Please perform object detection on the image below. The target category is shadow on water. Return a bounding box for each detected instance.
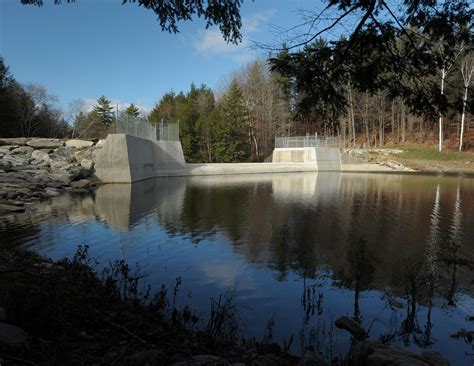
[1,172,474,364]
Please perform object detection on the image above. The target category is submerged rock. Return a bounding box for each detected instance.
[0,323,28,350]
[335,316,368,340]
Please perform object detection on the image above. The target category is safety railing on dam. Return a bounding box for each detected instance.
[116,113,179,141]
[275,135,340,148]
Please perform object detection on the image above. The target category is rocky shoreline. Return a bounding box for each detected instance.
[0,248,453,366]
[0,137,102,215]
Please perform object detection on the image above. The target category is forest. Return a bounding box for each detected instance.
[1,1,473,163]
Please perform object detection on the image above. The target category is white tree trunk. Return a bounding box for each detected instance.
[438,68,446,152]
[459,87,468,151]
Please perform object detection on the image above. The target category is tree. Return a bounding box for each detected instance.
[268,1,473,134]
[125,103,140,118]
[21,0,244,44]
[459,52,474,151]
[213,80,250,162]
[93,96,114,126]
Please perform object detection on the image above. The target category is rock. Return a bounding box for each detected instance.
[49,173,73,184]
[74,147,94,162]
[50,160,72,171]
[128,349,164,366]
[421,351,450,366]
[0,137,28,146]
[0,160,12,172]
[298,350,329,366]
[27,138,63,149]
[348,340,446,366]
[65,139,94,149]
[53,146,75,162]
[31,149,51,163]
[67,166,90,181]
[0,322,28,349]
[0,203,26,213]
[172,355,231,366]
[0,308,6,321]
[95,139,105,148]
[12,146,34,157]
[70,179,91,189]
[335,316,368,340]
[80,158,94,171]
[45,188,60,197]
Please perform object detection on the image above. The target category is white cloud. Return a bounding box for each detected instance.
[193,9,275,62]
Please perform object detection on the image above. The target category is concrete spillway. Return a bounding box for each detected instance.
[94,134,392,183]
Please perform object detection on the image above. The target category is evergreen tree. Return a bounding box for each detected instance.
[213,80,250,162]
[125,103,140,118]
[93,96,114,125]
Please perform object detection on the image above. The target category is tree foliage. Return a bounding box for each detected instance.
[0,57,70,138]
[93,96,115,126]
[20,0,244,44]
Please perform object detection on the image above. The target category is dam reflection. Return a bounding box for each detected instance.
[5,172,473,364]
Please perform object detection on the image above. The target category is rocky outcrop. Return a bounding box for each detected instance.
[0,138,102,214]
[335,317,450,366]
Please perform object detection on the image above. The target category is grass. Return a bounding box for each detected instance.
[378,145,474,162]
[400,147,474,162]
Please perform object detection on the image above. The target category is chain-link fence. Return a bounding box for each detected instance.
[275,135,340,148]
[116,113,179,141]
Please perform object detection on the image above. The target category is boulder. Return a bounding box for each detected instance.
[31,150,51,163]
[335,316,369,341]
[298,350,329,366]
[65,139,94,149]
[172,355,231,366]
[0,137,28,146]
[0,323,28,349]
[45,188,60,197]
[95,139,106,148]
[80,159,94,171]
[67,166,90,181]
[348,340,450,366]
[12,146,34,157]
[0,203,25,213]
[0,160,12,172]
[53,146,75,162]
[128,349,164,366]
[70,179,91,189]
[50,160,71,171]
[421,351,450,366]
[27,138,63,149]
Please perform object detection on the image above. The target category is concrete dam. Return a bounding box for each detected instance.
[94,133,391,183]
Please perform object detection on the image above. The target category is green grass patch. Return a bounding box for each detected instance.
[398,147,474,162]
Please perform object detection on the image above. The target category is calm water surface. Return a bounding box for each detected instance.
[1,172,473,364]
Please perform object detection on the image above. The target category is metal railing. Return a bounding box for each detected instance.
[275,135,340,148]
[116,113,179,141]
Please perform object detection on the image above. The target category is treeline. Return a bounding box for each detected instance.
[148,59,291,162]
[0,58,70,138]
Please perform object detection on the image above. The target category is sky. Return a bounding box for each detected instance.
[0,0,330,116]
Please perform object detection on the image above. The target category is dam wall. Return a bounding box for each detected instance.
[272,147,341,170]
[94,134,186,183]
[94,134,391,183]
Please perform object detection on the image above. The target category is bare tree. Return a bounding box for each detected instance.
[68,99,87,138]
[459,53,474,151]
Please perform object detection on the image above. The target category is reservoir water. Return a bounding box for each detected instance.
[1,172,473,364]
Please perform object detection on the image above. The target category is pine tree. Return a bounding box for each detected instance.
[125,103,140,118]
[93,96,114,125]
[214,80,250,162]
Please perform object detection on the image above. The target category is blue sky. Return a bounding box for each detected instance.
[0,0,332,115]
